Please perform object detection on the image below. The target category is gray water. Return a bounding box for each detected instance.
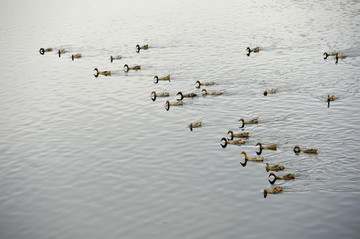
[1,0,360,238]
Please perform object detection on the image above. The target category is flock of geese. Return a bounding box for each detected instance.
[39,44,342,198]
[218,115,318,198]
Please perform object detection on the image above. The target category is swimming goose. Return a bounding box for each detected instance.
[124,64,141,72]
[39,48,53,55]
[239,118,259,128]
[195,80,215,88]
[293,146,317,154]
[58,49,65,57]
[221,137,245,148]
[264,88,276,96]
[110,55,122,62]
[151,91,169,101]
[151,91,169,97]
[263,186,283,198]
[239,151,263,166]
[240,151,263,161]
[247,47,260,56]
[94,68,111,77]
[227,130,249,140]
[335,53,347,64]
[189,121,202,131]
[177,92,198,100]
[247,47,260,53]
[323,51,338,59]
[327,94,336,102]
[256,142,277,155]
[201,89,223,95]
[165,100,183,111]
[268,172,295,184]
[71,53,81,60]
[266,163,285,172]
[154,75,170,83]
[136,44,148,52]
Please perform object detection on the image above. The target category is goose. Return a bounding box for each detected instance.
[247,47,260,53]
[110,55,122,62]
[39,48,53,55]
[221,137,245,148]
[151,91,169,97]
[195,80,215,88]
[247,47,260,56]
[327,94,336,102]
[165,100,183,111]
[268,172,295,184]
[335,53,347,64]
[238,118,259,128]
[189,121,202,131]
[240,151,264,161]
[71,53,81,60]
[323,51,338,59]
[239,151,263,166]
[177,92,197,100]
[154,75,170,83]
[124,64,141,72]
[266,163,285,172]
[136,44,148,52]
[227,130,249,140]
[58,49,65,57]
[263,186,283,198]
[94,68,111,77]
[293,146,317,154]
[256,142,277,154]
[201,89,223,95]
[264,88,276,96]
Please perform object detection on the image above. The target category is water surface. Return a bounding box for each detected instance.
[0,0,360,238]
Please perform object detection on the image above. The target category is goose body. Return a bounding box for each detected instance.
[177,92,197,100]
[227,130,249,140]
[94,68,111,77]
[110,55,122,62]
[154,75,170,83]
[39,48,53,55]
[264,186,283,198]
[264,88,276,96]
[239,118,259,128]
[124,64,141,72]
[201,89,223,95]
[71,53,81,60]
[221,137,245,148]
[189,121,202,131]
[293,146,317,154]
[268,172,295,184]
[165,100,183,111]
[266,163,285,172]
[136,44,148,52]
[151,91,169,97]
[195,80,215,88]
[323,51,338,59]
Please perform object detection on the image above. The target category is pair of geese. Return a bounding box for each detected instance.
[323,51,347,63]
[39,48,81,60]
[94,64,141,76]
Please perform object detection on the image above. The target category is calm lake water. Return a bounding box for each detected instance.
[1,0,360,238]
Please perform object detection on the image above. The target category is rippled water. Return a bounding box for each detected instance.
[1,0,360,238]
